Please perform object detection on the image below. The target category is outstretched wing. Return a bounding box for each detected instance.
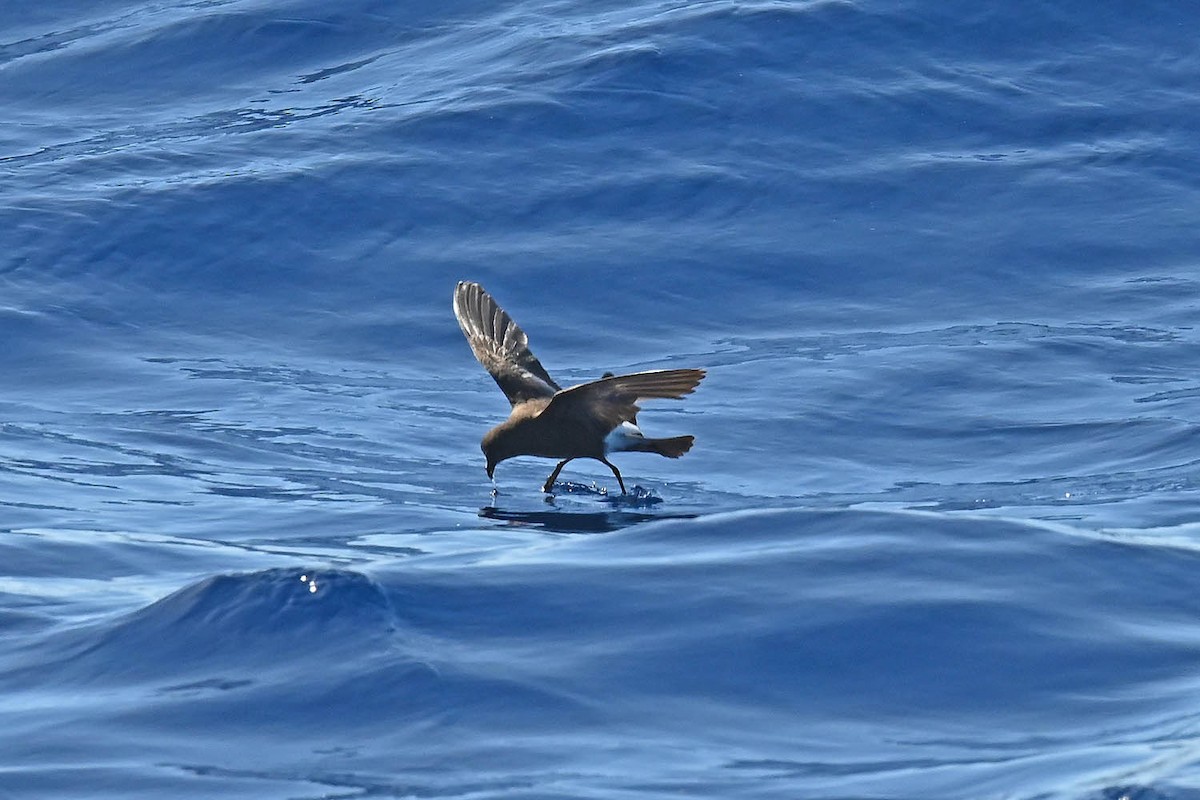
[540,368,705,432]
[453,281,560,405]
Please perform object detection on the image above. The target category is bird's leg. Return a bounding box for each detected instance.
[542,459,573,493]
[601,458,627,495]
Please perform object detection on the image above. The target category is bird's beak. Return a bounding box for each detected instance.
[486,462,495,479]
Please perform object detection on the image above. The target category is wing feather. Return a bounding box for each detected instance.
[541,368,705,431]
[454,281,560,405]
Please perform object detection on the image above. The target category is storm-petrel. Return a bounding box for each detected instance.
[454,281,704,493]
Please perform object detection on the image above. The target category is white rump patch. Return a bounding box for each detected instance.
[604,421,645,454]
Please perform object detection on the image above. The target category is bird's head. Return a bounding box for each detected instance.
[481,425,512,479]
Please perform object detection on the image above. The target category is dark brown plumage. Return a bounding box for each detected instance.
[454,281,705,493]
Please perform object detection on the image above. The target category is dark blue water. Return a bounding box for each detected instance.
[4,1,1200,797]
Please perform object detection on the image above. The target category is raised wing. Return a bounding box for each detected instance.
[454,281,560,405]
[540,368,705,431]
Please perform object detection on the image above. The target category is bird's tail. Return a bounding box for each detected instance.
[633,435,694,459]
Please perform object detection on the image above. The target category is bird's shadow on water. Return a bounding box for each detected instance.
[479,481,697,534]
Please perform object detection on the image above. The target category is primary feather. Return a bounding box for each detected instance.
[453,281,560,405]
[541,368,706,431]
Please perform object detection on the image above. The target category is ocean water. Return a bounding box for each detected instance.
[3,0,1200,797]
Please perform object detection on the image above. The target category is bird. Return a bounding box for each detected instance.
[453,281,705,494]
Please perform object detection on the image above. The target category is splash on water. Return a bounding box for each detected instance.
[550,481,663,507]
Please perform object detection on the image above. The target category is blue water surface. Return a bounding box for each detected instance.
[3,1,1200,797]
